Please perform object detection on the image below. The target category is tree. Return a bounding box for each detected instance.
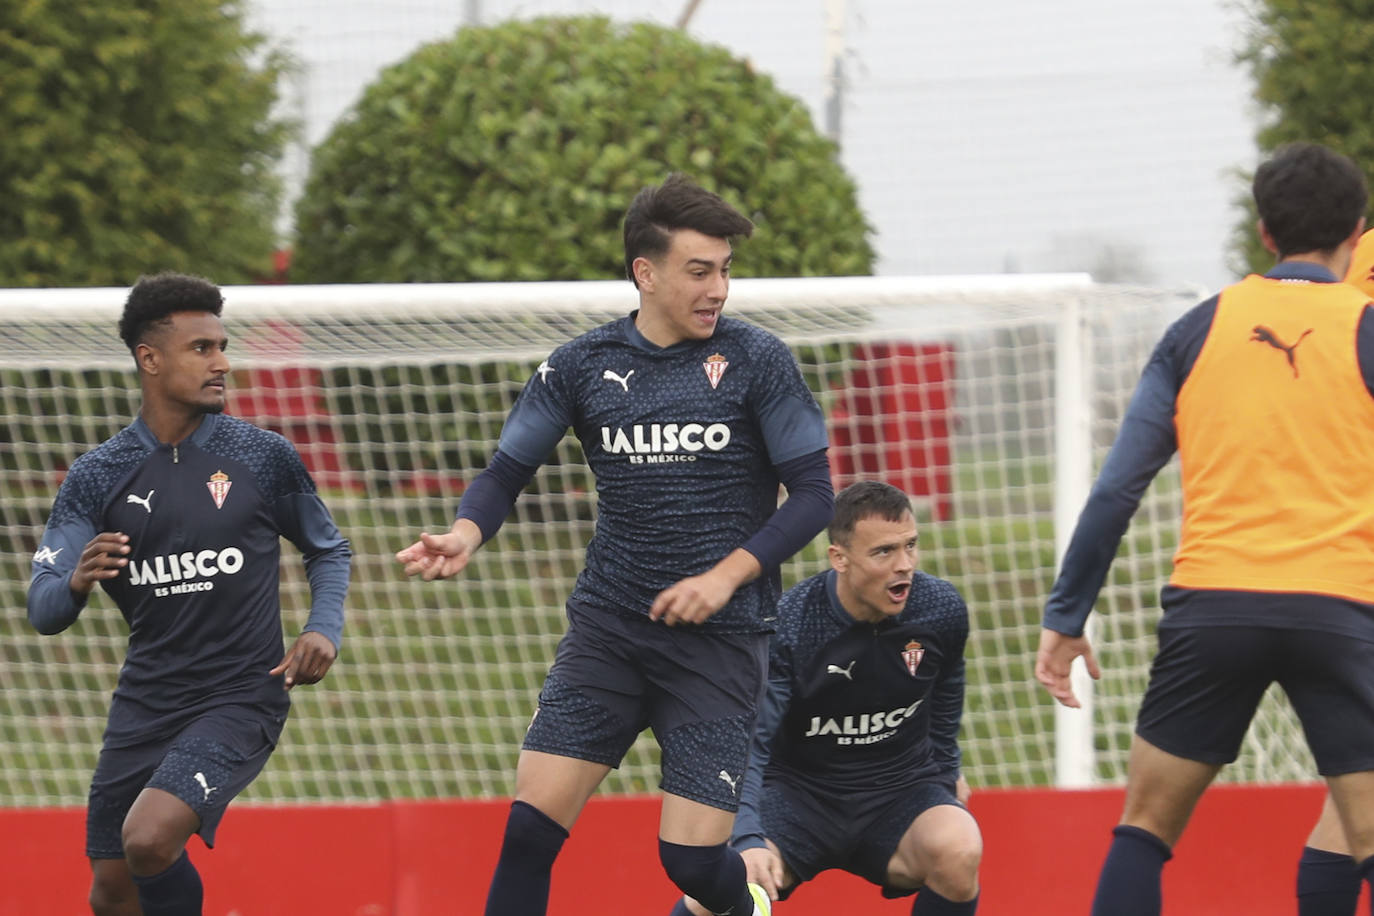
[0,0,290,287]
[292,16,874,282]
[1231,0,1374,274]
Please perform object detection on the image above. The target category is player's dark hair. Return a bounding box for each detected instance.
[118,272,224,354]
[1253,143,1367,259]
[623,173,754,287]
[829,481,913,545]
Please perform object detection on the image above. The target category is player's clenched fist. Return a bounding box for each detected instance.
[70,532,130,595]
[396,519,482,581]
[271,631,338,689]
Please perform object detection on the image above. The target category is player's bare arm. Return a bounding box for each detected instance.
[1034,628,1100,709]
[396,517,483,581]
[649,547,762,626]
[270,631,338,690]
[70,532,130,594]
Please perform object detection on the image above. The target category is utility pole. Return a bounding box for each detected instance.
[464,0,481,25]
[823,0,845,147]
[676,0,704,29]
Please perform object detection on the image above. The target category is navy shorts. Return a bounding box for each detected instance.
[1137,621,1374,775]
[86,706,285,859]
[523,606,768,811]
[755,776,962,898]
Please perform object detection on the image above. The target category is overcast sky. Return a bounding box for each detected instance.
[251,0,1259,290]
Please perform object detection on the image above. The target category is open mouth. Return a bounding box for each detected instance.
[886,581,911,602]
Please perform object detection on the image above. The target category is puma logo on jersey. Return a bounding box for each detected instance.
[602,368,634,392]
[536,360,555,383]
[126,490,155,513]
[827,661,856,680]
[194,772,219,802]
[33,546,63,565]
[718,770,739,795]
[1250,325,1312,378]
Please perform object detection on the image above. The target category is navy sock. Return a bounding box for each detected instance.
[1298,847,1359,916]
[482,800,569,916]
[659,839,752,915]
[1090,825,1172,916]
[911,886,978,914]
[131,850,202,916]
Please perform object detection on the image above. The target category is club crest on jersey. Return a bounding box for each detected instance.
[902,640,925,677]
[703,353,729,389]
[207,469,232,509]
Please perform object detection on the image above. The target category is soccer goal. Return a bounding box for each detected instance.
[0,275,1315,805]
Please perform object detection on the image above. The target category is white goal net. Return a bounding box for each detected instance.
[0,275,1315,805]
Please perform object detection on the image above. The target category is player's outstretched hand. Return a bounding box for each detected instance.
[1034,627,1101,708]
[271,631,337,690]
[649,569,736,626]
[70,532,130,595]
[396,521,481,581]
[741,845,786,902]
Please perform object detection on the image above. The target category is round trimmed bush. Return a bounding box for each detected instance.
[292,16,874,282]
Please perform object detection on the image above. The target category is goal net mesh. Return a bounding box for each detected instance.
[0,276,1315,805]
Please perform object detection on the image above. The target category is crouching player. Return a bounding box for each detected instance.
[672,481,981,915]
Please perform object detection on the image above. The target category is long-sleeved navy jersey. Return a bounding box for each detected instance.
[27,413,351,749]
[733,568,969,850]
[492,313,830,632]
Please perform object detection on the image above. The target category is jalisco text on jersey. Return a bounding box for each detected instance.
[803,699,924,738]
[126,547,246,587]
[599,422,731,455]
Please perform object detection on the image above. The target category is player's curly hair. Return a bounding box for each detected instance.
[829,481,914,545]
[1253,143,1367,259]
[623,173,754,287]
[117,272,224,353]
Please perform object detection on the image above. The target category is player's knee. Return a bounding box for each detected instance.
[923,835,982,901]
[120,820,182,877]
[659,839,744,910]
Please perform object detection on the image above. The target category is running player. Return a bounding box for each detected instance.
[28,272,351,916]
[1035,142,1374,916]
[397,174,834,916]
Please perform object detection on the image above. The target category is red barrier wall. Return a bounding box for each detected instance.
[1,784,1355,915]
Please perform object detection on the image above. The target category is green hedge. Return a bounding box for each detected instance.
[0,0,289,286]
[292,15,874,282]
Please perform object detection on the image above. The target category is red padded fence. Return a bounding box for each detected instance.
[0,784,1348,915]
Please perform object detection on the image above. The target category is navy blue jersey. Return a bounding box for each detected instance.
[734,569,968,849]
[28,413,351,748]
[498,313,829,632]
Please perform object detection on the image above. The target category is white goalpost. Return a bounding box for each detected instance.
[0,275,1316,805]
